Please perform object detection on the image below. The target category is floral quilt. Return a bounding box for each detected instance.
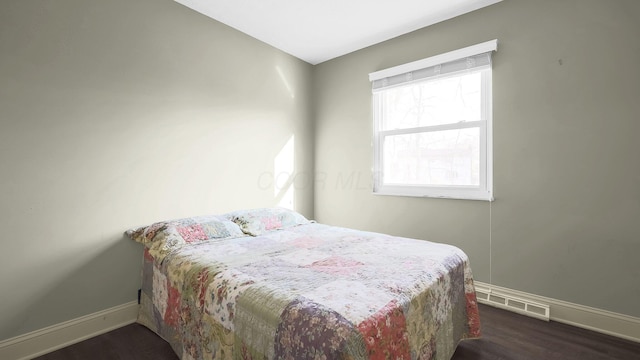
[137,223,480,360]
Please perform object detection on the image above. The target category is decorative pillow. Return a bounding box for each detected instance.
[223,207,311,236]
[126,215,245,246]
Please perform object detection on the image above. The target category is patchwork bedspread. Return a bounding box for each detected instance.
[138,223,480,360]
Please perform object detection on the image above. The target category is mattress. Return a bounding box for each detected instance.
[135,221,480,360]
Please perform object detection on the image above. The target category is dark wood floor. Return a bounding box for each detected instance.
[34,304,640,360]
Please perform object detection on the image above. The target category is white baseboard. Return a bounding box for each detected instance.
[475,281,640,343]
[0,301,139,360]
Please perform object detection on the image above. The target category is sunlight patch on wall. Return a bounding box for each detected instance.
[274,135,295,209]
[276,66,295,99]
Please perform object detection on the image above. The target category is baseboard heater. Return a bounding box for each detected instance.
[475,284,550,321]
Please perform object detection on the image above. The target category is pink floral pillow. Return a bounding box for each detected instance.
[126,215,245,247]
[224,208,311,236]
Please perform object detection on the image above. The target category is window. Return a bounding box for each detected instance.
[369,40,497,201]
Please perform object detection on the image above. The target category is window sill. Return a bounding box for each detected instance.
[372,190,494,202]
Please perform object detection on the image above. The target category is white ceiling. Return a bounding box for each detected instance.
[174,0,503,65]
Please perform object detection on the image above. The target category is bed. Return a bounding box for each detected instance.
[126,208,480,360]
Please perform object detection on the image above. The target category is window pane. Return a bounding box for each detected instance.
[382,128,480,186]
[381,71,482,131]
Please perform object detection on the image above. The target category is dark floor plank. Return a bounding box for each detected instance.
[453,305,640,360]
[35,304,640,360]
[34,324,178,360]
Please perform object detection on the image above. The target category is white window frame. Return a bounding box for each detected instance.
[369,40,497,201]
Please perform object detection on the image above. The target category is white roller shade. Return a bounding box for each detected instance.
[369,39,497,92]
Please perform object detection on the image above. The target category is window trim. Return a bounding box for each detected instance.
[370,41,497,201]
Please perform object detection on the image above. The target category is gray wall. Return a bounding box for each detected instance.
[0,0,313,340]
[314,0,640,317]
